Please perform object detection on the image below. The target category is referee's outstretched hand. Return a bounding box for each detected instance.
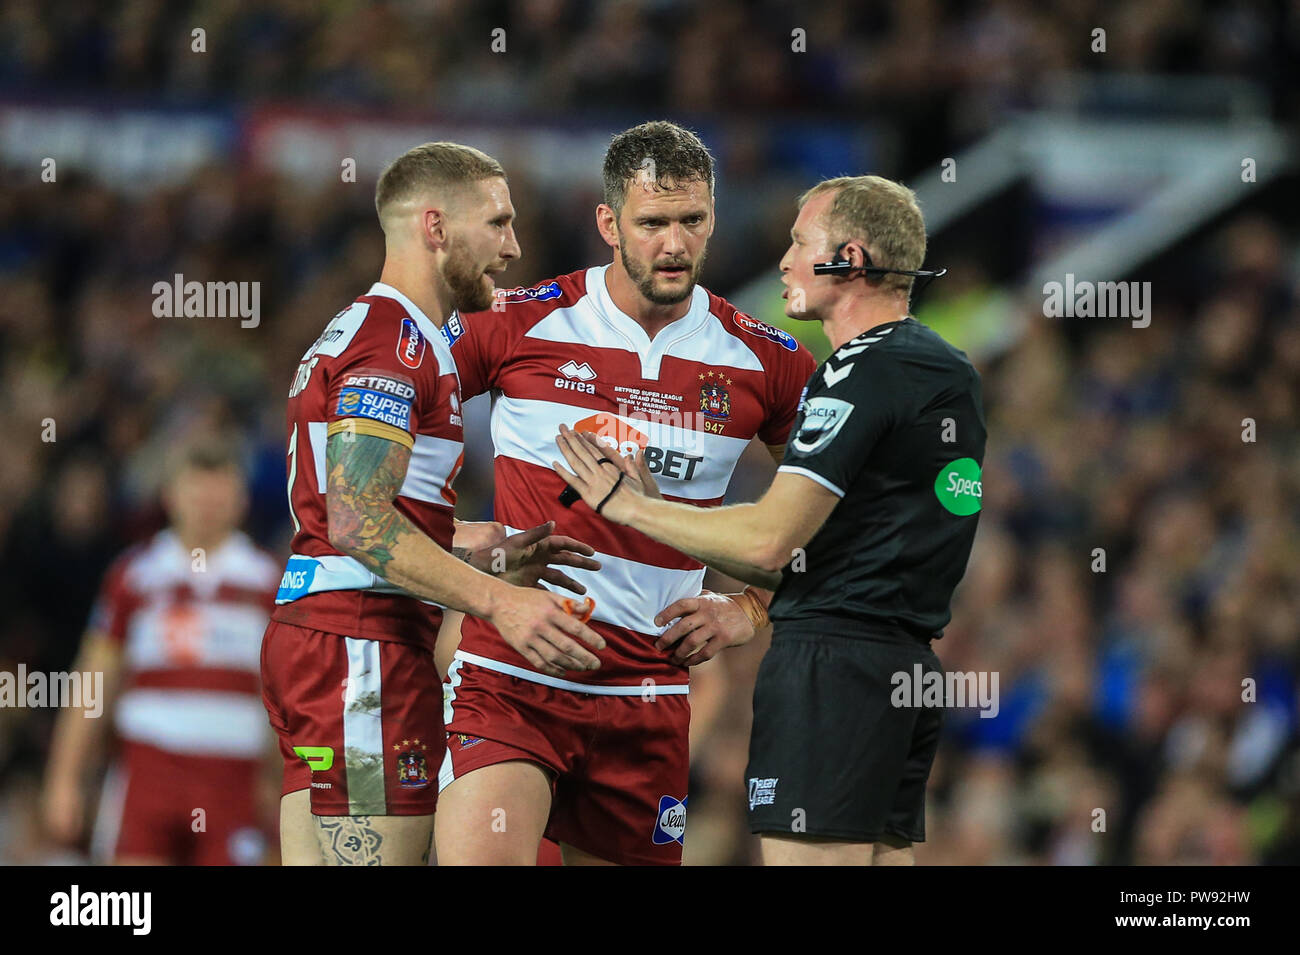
[617,446,663,501]
[552,424,646,524]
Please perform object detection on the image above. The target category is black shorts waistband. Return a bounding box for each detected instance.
[770,617,935,649]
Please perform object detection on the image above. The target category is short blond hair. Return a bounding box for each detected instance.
[374,142,506,221]
[799,175,926,296]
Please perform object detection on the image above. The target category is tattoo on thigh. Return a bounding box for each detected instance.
[315,815,385,866]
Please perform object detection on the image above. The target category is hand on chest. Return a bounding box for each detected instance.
[503,348,762,499]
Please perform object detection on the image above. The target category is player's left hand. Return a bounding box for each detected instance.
[653,591,758,666]
[552,424,645,524]
[469,520,601,595]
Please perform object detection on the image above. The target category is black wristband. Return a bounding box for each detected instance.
[595,472,626,515]
[559,461,618,507]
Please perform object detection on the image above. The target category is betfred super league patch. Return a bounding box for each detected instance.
[335,372,416,431]
[441,311,464,348]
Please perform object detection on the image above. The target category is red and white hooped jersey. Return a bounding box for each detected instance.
[271,282,465,652]
[88,530,278,758]
[451,266,816,691]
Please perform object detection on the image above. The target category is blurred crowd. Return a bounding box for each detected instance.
[1,0,1298,866]
[3,0,1297,131]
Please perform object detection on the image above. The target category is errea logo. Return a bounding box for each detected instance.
[556,360,597,394]
[559,360,596,381]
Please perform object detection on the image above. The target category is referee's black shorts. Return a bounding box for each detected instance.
[746,626,943,844]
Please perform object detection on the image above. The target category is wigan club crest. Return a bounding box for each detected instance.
[698,370,733,422]
[394,739,430,789]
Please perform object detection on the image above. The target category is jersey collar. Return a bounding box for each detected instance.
[366,282,439,336]
[852,317,910,339]
[366,281,459,382]
[586,264,711,380]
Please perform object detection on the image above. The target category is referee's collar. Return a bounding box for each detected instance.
[844,318,908,346]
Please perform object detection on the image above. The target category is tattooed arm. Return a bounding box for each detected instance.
[324,431,606,676]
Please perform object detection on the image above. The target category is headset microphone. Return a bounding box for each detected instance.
[812,242,947,293]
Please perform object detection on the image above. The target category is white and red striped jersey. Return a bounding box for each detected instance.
[452,266,816,691]
[272,283,465,651]
[89,529,278,758]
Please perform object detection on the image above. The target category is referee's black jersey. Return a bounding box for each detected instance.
[769,317,985,641]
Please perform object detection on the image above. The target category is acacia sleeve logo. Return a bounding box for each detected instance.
[791,397,853,454]
[934,457,982,515]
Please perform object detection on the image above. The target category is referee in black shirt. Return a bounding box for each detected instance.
[552,175,985,865]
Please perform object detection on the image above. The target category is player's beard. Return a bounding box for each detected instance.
[441,236,496,313]
[620,241,706,306]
